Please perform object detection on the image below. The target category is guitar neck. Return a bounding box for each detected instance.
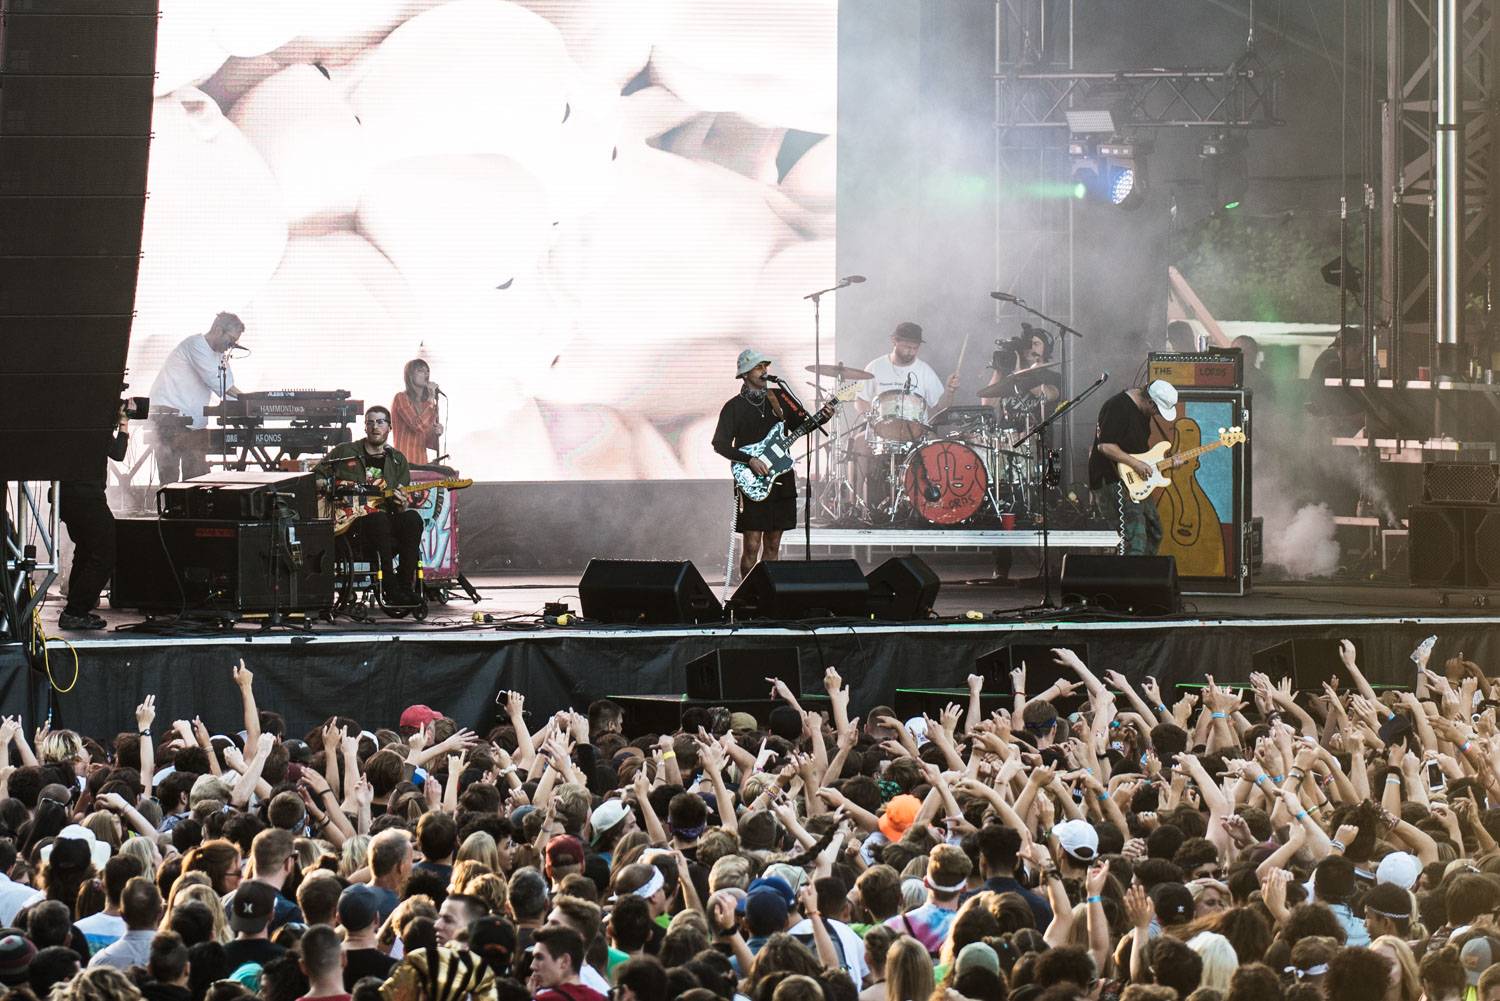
[1170,439,1228,464]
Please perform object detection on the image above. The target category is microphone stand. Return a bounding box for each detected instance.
[1005,371,1110,612]
[998,295,1083,486]
[802,279,853,560]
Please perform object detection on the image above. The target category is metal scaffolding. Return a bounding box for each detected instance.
[1381,0,1500,378]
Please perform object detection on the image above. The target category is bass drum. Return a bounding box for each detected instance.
[903,441,990,525]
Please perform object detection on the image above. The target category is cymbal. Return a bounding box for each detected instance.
[974,362,1060,398]
[805,362,874,380]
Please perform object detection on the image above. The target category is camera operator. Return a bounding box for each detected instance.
[56,402,133,631]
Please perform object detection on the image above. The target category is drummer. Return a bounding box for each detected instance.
[983,322,1061,420]
[854,321,959,421]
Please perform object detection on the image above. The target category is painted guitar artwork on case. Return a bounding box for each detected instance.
[731,383,860,501]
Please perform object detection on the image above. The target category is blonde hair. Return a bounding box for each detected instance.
[340,835,371,878]
[886,936,937,1001]
[1372,934,1421,1001]
[449,859,494,896]
[81,812,123,851]
[39,729,84,767]
[164,880,232,943]
[457,831,501,872]
[48,966,141,1001]
[466,873,508,916]
[1188,931,1238,991]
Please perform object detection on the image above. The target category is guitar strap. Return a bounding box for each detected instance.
[722,484,741,602]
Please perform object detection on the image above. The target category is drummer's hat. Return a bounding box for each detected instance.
[736,348,773,378]
[892,322,924,343]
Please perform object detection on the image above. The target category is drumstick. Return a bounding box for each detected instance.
[951,331,972,387]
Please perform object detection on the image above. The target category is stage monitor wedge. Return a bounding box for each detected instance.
[866,555,940,619]
[686,647,799,700]
[728,559,869,620]
[1060,554,1180,615]
[579,559,722,625]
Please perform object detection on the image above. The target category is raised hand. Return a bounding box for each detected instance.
[504,691,525,719]
[1011,661,1027,695]
[1338,639,1358,669]
[1086,860,1111,896]
[1124,883,1154,929]
[823,666,843,693]
[967,673,984,694]
[135,696,156,733]
[1140,676,1162,705]
[232,659,253,689]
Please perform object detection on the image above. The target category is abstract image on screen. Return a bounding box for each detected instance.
[126,0,836,481]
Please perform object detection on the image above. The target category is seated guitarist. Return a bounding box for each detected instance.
[1087,379,1178,556]
[712,348,832,580]
[317,405,425,604]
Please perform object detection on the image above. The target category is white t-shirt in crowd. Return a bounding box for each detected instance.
[148,333,235,428]
[860,355,945,411]
[789,916,869,985]
[0,876,42,926]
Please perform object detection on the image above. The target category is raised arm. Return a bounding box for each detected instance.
[233,660,261,748]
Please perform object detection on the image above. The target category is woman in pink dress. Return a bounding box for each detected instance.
[391,358,441,463]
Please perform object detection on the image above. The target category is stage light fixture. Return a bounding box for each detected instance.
[1071,138,1149,210]
[1200,133,1248,215]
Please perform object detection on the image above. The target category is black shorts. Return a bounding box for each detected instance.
[736,489,797,533]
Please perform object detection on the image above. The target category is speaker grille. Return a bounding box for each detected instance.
[1473,510,1500,587]
[1408,506,1465,585]
[1423,463,1500,505]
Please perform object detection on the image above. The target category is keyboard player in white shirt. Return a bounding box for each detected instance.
[147,312,246,483]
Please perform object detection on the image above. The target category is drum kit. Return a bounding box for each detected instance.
[805,360,1062,527]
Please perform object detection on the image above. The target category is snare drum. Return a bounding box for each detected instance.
[902,441,990,525]
[870,390,929,442]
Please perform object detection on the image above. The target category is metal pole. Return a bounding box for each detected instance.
[1433,0,1463,372]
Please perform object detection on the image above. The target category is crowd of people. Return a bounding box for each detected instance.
[0,642,1498,1001]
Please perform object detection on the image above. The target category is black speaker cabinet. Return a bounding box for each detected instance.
[578,559,722,624]
[1251,637,1366,692]
[866,556,941,619]
[112,517,335,614]
[1060,555,1180,615]
[1408,505,1500,587]
[1423,463,1500,506]
[686,647,799,700]
[974,643,1091,699]
[728,559,869,620]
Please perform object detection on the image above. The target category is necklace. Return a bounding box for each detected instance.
[742,385,768,415]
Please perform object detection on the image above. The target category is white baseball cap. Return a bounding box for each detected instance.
[1052,818,1099,862]
[1376,851,1422,889]
[1147,379,1178,421]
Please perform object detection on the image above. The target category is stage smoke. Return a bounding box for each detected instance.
[1264,501,1340,579]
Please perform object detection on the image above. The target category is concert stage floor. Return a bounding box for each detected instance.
[3,560,1495,740]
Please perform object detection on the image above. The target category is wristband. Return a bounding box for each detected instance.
[1461,740,1473,753]
[1329,838,1345,851]
[1385,776,1403,785]
[1272,775,1284,783]
[1157,705,1168,715]
[1087,895,1104,903]
[1211,712,1227,720]
[1287,770,1304,781]
[1295,810,1308,820]
[138,729,151,738]
[1097,792,1110,802]
[661,751,677,760]
[1254,774,1268,785]
[1109,720,1122,730]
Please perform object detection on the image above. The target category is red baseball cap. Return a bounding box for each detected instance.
[399,704,443,731]
[546,835,585,869]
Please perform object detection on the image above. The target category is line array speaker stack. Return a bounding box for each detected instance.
[1410,463,1500,587]
[0,0,159,480]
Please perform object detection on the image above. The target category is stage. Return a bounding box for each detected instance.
[2,557,1494,740]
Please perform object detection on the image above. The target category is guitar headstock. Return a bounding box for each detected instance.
[832,381,860,403]
[1216,426,1247,447]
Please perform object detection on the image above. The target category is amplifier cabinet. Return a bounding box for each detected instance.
[112,517,335,614]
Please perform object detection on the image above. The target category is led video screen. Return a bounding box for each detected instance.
[126,0,836,480]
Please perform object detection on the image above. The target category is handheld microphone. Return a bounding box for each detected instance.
[990,292,1018,303]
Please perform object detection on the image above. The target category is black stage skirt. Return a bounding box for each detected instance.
[736,486,797,533]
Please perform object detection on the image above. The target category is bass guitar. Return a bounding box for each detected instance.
[1116,426,1246,502]
[332,477,473,535]
[732,383,859,501]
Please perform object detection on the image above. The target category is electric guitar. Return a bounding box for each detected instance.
[332,477,473,535]
[1116,426,1246,502]
[732,383,860,501]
